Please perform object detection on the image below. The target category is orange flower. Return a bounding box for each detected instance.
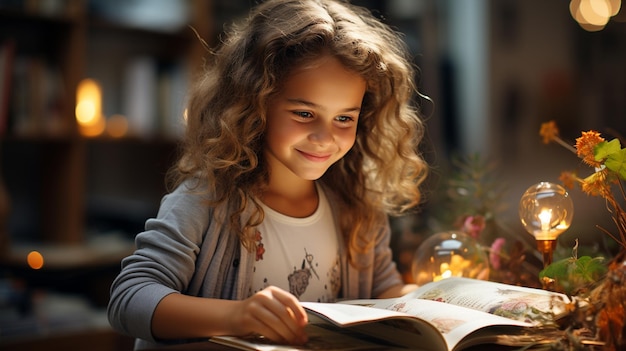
[575,131,605,167]
[581,169,611,198]
[558,171,578,190]
[539,121,559,144]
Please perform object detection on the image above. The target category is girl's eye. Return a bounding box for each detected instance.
[293,111,313,119]
[336,115,355,123]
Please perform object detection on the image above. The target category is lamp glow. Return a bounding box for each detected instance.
[412,231,489,285]
[519,182,574,267]
[538,209,552,234]
[76,78,105,137]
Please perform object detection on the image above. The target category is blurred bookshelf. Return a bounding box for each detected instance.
[0,0,215,349]
[0,0,213,243]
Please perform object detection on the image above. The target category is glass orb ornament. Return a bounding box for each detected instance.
[412,231,489,286]
[519,182,574,267]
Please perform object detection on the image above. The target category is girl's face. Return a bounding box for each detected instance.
[265,55,366,182]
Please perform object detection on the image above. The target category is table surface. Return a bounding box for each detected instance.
[145,339,521,350]
[145,340,234,350]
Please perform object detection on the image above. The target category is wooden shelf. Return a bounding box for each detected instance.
[0,0,212,246]
[0,2,239,349]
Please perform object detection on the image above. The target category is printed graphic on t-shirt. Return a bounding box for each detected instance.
[249,185,340,302]
[251,231,340,302]
[289,256,313,298]
[254,230,265,261]
[327,254,341,298]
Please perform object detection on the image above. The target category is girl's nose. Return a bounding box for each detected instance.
[308,122,333,145]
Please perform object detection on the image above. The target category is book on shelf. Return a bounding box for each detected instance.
[9,55,67,137]
[211,277,578,351]
[0,40,15,136]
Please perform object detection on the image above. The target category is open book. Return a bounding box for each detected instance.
[211,277,576,351]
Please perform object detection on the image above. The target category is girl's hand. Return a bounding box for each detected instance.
[230,285,309,345]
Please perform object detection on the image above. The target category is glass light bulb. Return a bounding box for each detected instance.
[519,182,574,240]
[411,231,489,285]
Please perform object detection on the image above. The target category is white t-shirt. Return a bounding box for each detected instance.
[249,184,341,302]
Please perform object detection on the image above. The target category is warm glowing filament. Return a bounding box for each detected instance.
[538,209,552,232]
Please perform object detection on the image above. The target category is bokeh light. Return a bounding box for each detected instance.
[570,0,622,31]
[76,78,106,137]
[27,250,44,270]
[107,114,129,138]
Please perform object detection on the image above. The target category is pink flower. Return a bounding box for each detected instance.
[463,215,486,239]
[489,238,506,270]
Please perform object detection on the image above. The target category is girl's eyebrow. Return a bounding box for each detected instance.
[286,98,362,113]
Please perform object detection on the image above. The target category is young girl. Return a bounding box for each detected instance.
[108,0,428,349]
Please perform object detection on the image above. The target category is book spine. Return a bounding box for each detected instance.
[0,40,15,136]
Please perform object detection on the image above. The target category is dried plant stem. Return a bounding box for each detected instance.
[598,182,626,250]
[554,137,577,154]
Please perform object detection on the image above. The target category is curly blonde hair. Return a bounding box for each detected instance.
[169,0,428,266]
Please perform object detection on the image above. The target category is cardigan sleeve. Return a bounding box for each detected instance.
[107,180,212,343]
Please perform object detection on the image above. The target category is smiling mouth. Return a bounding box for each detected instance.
[298,150,332,162]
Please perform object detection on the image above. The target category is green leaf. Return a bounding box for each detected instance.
[540,257,570,280]
[604,147,626,180]
[595,139,622,160]
[539,255,606,295]
[571,255,606,281]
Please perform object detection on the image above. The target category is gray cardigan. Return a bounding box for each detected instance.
[107,179,403,349]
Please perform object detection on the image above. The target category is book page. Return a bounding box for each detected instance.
[402,277,571,324]
[211,322,407,350]
[211,314,439,351]
[301,302,448,350]
[212,298,544,351]
[339,297,532,351]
